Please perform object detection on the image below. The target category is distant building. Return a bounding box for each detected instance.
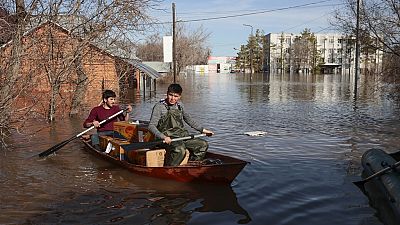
[185,56,236,74]
[207,56,236,73]
[265,33,383,74]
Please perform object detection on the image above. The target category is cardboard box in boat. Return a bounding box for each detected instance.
[113,121,139,142]
[125,148,166,167]
[126,149,190,167]
[99,135,190,166]
[99,135,130,159]
[100,135,164,165]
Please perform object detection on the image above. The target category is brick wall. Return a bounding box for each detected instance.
[1,22,124,119]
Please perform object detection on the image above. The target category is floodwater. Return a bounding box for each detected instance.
[1,72,400,225]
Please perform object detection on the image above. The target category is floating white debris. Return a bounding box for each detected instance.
[243,131,268,136]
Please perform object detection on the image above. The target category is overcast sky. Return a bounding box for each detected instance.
[146,0,344,56]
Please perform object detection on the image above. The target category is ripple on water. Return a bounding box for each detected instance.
[2,73,399,225]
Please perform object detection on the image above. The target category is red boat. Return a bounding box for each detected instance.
[81,140,248,184]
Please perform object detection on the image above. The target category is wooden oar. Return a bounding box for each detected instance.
[38,109,126,157]
[121,133,211,151]
[353,160,400,193]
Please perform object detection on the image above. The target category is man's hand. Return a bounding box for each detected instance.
[202,128,214,136]
[92,120,100,128]
[126,105,133,113]
[163,136,172,144]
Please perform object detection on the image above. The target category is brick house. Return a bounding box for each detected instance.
[1,21,158,119]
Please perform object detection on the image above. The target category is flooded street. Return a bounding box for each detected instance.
[1,72,400,225]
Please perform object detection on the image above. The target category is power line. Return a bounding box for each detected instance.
[182,1,336,23]
[282,10,336,32]
[315,25,335,33]
[141,0,337,25]
[175,2,340,16]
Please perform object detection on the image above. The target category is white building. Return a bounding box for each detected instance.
[185,56,236,74]
[207,56,236,73]
[265,33,383,74]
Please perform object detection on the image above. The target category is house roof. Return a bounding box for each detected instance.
[127,59,162,79]
[142,61,171,73]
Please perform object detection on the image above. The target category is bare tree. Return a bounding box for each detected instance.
[0,7,16,45]
[333,0,400,77]
[136,33,164,61]
[136,23,211,75]
[175,24,211,74]
[0,0,158,147]
[0,1,28,147]
[7,0,155,115]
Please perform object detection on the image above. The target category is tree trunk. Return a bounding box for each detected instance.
[70,53,88,116]
[48,83,60,122]
[0,0,26,143]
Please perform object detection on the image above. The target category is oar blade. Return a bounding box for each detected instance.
[38,136,76,157]
[353,180,367,194]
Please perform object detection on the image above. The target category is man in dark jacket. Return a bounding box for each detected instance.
[148,84,214,166]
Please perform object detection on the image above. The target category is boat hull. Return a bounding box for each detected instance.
[361,148,400,224]
[82,140,248,184]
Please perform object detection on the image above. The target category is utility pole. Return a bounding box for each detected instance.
[280,33,284,74]
[241,45,246,73]
[243,24,253,75]
[313,38,317,74]
[172,3,176,83]
[349,46,352,76]
[354,0,361,97]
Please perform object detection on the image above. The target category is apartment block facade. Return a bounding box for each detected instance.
[265,33,383,75]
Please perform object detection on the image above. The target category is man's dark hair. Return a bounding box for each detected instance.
[167,83,183,95]
[102,89,116,100]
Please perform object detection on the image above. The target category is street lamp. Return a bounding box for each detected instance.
[243,24,253,74]
[243,24,253,36]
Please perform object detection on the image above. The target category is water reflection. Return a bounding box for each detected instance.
[228,72,383,105]
[27,169,251,225]
[2,72,400,225]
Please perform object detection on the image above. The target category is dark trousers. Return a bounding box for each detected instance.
[163,138,208,166]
